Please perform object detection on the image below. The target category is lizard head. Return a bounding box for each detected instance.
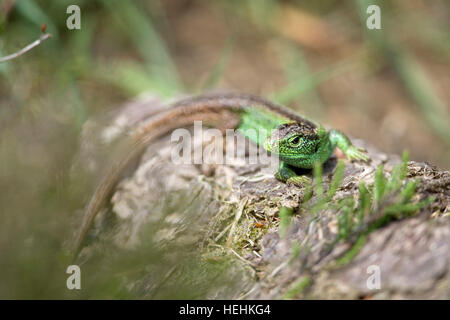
[265,122,326,166]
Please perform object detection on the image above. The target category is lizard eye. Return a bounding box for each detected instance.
[289,136,301,147]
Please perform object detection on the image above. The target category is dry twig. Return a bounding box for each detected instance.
[0,33,51,63]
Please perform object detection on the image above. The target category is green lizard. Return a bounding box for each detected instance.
[72,93,368,259]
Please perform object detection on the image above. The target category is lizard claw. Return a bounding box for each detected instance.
[346,146,370,162]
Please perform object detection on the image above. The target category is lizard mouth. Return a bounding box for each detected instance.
[279,153,310,161]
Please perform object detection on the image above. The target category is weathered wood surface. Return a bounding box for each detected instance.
[76,94,449,299]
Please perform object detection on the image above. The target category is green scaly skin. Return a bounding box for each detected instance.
[237,107,369,185]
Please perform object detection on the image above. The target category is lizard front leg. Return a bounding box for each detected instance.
[275,161,311,186]
[328,129,369,162]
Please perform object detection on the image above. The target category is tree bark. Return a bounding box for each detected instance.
[76,94,449,299]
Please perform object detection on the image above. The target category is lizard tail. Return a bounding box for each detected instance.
[71,104,240,261]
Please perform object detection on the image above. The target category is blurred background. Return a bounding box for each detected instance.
[0,0,448,298]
